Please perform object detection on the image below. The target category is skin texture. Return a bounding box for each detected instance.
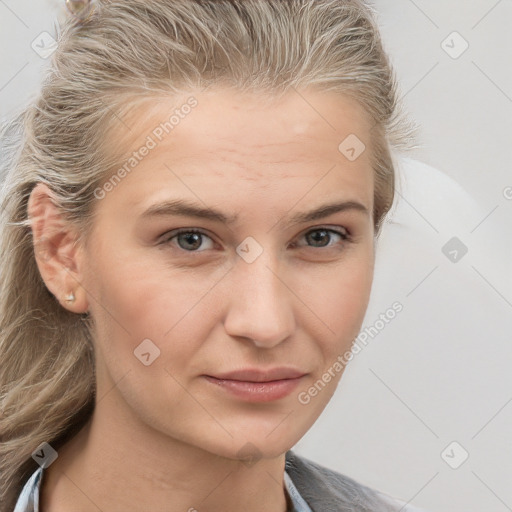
[28,87,376,512]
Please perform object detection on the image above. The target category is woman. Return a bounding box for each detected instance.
[0,0,425,510]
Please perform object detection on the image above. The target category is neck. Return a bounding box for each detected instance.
[40,398,291,512]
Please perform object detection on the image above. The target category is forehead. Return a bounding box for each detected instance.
[101,87,375,213]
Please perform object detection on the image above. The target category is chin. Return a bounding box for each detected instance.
[186,426,300,464]
[226,424,309,462]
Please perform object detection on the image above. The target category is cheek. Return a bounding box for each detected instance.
[87,250,222,372]
[303,250,374,359]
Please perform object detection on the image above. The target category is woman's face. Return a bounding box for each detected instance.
[79,87,376,460]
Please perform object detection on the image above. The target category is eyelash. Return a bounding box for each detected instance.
[158,226,351,253]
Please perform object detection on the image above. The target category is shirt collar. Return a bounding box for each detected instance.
[13,466,42,512]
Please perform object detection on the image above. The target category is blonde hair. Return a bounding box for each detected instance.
[0,1,413,509]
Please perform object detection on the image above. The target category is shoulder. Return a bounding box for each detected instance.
[285,450,430,512]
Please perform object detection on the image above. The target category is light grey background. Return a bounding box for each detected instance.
[1,2,511,511]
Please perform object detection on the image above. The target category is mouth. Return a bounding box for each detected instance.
[202,367,308,402]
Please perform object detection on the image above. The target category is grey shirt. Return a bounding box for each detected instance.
[14,450,429,511]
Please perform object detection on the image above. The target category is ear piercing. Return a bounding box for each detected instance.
[64,291,76,303]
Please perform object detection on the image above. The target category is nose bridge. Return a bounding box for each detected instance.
[223,240,295,347]
[238,244,283,302]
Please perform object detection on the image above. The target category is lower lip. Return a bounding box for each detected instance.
[203,376,304,402]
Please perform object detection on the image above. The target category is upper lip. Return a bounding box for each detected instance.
[206,367,307,382]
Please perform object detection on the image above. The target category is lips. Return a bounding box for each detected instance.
[202,367,308,402]
[207,367,307,383]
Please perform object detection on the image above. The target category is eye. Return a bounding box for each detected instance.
[293,227,351,250]
[159,229,215,252]
[158,226,351,253]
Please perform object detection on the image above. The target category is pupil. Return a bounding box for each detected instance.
[179,233,201,250]
[309,230,329,247]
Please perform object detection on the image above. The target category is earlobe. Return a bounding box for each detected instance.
[27,183,89,314]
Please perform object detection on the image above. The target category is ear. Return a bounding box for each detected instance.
[27,183,90,314]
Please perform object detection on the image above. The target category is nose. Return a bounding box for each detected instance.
[223,247,296,349]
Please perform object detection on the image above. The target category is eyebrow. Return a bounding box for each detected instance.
[139,198,370,225]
